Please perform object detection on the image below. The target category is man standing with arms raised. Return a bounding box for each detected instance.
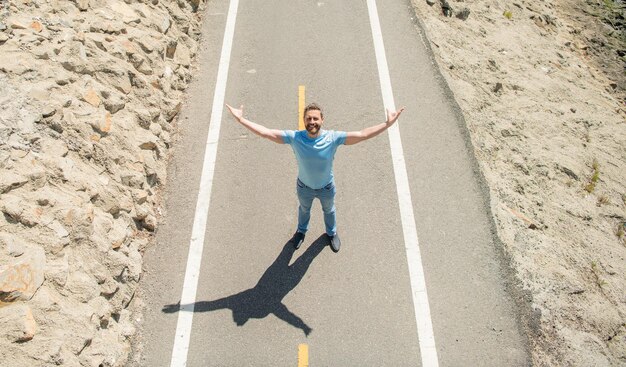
[225,103,404,253]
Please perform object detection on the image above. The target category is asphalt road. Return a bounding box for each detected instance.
[135,0,530,365]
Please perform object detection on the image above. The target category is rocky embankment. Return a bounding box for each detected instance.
[0,1,203,365]
[412,0,625,365]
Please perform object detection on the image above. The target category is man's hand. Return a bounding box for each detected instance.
[225,104,244,122]
[386,107,405,125]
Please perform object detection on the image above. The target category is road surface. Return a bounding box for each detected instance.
[135,0,530,365]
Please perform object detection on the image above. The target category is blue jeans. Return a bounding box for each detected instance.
[296,178,337,236]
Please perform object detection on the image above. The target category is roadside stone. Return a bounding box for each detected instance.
[82,88,101,107]
[441,0,453,17]
[165,101,182,122]
[0,304,37,342]
[456,8,470,20]
[158,15,171,34]
[30,21,43,33]
[174,42,191,66]
[0,233,25,257]
[138,135,158,150]
[0,171,28,194]
[110,1,141,24]
[0,244,46,302]
[0,194,42,227]
[143,214,157,231]
[42,105,57,118]
[120,170,145,189]
[40,138,69,157]
[74,0,90,11]
[65,270,99,303]
[102,92,126,114]
[109,217,131,249]
[88,111,112,135]
[45,253,69,287]
[10,20,28,30]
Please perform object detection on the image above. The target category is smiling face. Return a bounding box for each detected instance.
[303,106,324,138]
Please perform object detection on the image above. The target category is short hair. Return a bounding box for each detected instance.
[303,103,323,119]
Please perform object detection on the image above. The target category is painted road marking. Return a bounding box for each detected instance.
[298,85,306,130]
[366,0,439,365]
[169,0,240,366]
[298,344,309,367]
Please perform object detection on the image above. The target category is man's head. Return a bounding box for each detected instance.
[303,103,324,137]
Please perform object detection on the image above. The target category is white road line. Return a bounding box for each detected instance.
[169,0,239,365]
[366,1,439,365]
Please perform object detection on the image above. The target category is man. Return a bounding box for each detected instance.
[225,102,404,253]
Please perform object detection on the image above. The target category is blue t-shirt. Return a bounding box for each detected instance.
[282,130,347,189]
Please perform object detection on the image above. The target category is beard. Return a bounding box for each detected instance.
[306,124,319,134]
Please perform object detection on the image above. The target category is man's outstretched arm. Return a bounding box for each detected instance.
[225,104,285,144]
[344,107,405,145]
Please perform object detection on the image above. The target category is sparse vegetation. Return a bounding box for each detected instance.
[585,159,600,193]
[597,194,610,206]
[503,10,513,19]
[591,261,608,289]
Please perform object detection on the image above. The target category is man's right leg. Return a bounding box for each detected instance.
[296,180,314,235]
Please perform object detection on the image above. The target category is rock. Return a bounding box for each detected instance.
[131,189,149,205]
[65,270,99,303]
[0,194,42,227]
[190,0,201,11]
[83,89,101,107]
[426,0,436,5]
[134,107,152,129]
[40,138,69,157]
[158,15,171,34]
[165,101,182,122]
[120,170,145,189]
[165,39,176,59]
[110,1,141,24]
[559,165,579,180]
[441,0,453,17]
[175,42,192,67]
[130,53,153,75]
[46,220,70,238]
[0,33,8,43]
[74,0,90,11]
[0,304,37,342]
[96,70,132,94]
[0,171,28,194]
[102,93,126,114]
[138,136,158,151]
[10,20,28,30]
[45,253,70,287]
[109,217,131,249]
[0,233,25,257]
[0,244,46,302]
[143,214,157,231]
[133,202,151,221]
[89,111,112,135]
[456,8,470,20]
[30,21,43,33]
[0,50,35,75]
[42,105,57,118]
[493,82,503,93]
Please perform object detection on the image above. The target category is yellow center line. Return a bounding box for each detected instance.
[298,343,309,367]
[298,85,306,130]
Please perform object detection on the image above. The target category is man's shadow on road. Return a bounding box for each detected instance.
[162,234,330,336]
